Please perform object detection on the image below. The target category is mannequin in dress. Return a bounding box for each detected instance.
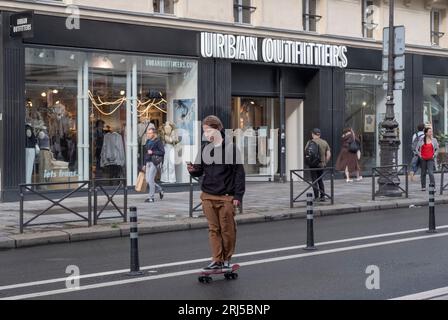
[160,121,179,183]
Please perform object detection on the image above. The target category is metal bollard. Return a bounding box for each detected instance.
[128,207,143,276]
[303,193,317,251]
[427,183,437,233]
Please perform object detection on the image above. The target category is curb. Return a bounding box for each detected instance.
[1,197,447,250]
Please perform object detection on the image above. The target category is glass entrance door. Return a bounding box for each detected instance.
[231,97,279,180]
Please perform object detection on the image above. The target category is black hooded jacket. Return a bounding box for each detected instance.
[189,133,245,202]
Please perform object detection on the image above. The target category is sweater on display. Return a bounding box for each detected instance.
[100,132,125,167]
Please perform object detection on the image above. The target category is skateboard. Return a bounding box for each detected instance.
[198,264,240,283]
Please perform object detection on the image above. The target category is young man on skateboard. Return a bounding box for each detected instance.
[187,115,245,272]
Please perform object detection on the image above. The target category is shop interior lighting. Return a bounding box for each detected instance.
[41,92,47,97]
[120,90,125,96]
[52,89,58,94]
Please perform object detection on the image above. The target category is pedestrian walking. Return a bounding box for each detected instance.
[416,127,439,192]
[143,127,165,203]
[304,128,331,202]
[335,128,362,182]
[409,123,425,182]
[187,115,245,272]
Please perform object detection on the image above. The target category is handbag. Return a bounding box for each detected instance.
[348,139,360,153]
[135,171,147,192]
[151,155,164,166]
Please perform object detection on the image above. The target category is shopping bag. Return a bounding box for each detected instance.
[135,171,147,192]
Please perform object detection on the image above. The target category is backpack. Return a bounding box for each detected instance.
[411,132,424,155]
[305,140,321,168]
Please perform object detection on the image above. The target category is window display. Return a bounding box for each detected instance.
[25,48,198,189]
[423,77,448,136]
[345,71,402,173]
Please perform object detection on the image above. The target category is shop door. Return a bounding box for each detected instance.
[231,97,280,181]
[285,99,304,181]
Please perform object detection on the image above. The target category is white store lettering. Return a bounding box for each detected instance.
[201,32,348,68]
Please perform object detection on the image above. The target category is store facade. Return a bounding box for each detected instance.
[1,10,448,201]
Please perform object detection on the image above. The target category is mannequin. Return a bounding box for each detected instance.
[160,121,179,183]
[38,127,51,182]
[25,123,37,184]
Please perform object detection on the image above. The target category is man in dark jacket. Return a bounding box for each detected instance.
[187,115,245,271]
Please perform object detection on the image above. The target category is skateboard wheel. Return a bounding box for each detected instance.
[224,274,231,280]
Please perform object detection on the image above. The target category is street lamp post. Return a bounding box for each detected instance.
[377,0,402,196]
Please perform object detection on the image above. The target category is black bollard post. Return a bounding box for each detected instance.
[303,192,317,251]
[128,207,143,276]
[427,183,437,233]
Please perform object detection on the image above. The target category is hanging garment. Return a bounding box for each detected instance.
[161,143,176,183]
[25,148,36,184]
[100,132,125,167]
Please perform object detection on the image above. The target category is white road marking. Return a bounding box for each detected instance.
[3,230,448,300]
[390,286,448,300]
[1,224,447,291]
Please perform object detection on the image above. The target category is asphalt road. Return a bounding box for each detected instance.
[1,205,448,300]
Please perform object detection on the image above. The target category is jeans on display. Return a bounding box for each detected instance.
[25,148,36,184]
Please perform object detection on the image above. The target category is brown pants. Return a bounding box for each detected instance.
[201,192,237,263]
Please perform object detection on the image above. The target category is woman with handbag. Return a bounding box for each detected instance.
[335,127,362,182]
[143,127,165,203]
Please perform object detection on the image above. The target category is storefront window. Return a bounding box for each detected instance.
[423,77,448,138]
[25,48,198,189]
[345,71,402,173]
[231,97,279,178]
[25,48,85,188]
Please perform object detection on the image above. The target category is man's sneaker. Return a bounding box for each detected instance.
[144,198,155,203]
[319,197,326,202]
[202,261,223,271]
[222,261,232,271]
[159,190,164,200]
[421,187,426,192]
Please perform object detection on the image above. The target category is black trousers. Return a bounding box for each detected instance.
[310,169,325,199]
[420,159,435,189]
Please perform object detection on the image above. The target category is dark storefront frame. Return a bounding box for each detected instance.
[3,10,448,201]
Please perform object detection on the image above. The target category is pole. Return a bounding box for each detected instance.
[128,206,143,276]
[427,183,436,233]
[377,0,402,197]
[303,192,317,251]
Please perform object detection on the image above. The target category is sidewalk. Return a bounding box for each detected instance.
[1,173,447,250]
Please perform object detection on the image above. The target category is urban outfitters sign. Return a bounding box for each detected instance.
[10,11,34,38]
[200,32,348,68]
